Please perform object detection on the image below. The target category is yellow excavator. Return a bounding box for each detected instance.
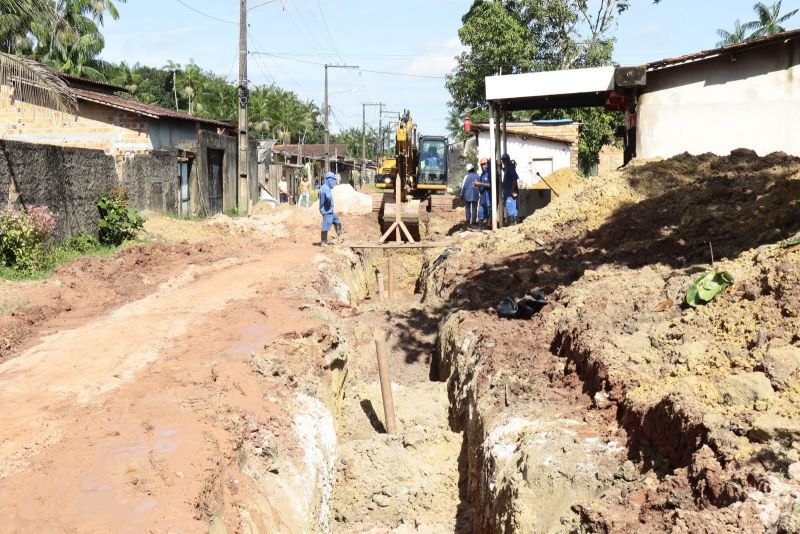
[375,110,448,242]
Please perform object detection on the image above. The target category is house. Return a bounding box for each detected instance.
[483,29,800,163]
[266,142,350,201]
[0,73,257,235]
[635,29,800,159]
[473,120,579,186]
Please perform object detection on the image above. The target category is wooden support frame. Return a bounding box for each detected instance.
[378,172,416,244]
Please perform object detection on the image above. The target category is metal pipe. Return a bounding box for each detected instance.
[374,329,397,434]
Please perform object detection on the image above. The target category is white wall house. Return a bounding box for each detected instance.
[474,122,578,187]
[637,34,800,158]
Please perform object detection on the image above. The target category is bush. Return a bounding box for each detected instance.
[0,206,56,271]
[64,234,101,254]
[97,188,144,246]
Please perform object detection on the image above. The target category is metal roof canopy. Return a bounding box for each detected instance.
[485,66,615,111]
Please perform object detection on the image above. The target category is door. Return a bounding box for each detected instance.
[177,160,190,217]
[207,149,224,214]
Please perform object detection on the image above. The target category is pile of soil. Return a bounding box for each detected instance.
[311,184,373,215]
[528,167,582,193]
[421,148,800,532]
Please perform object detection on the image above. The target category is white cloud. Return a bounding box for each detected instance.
[403,37,465,77]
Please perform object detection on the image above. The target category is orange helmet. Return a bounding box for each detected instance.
[479,158,489,165]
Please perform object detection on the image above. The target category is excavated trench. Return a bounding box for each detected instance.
[312,248,646,533]
[291,244,766,533]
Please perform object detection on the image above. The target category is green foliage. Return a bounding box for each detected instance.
[686,271,734,308]
[447,1,627,169]
[718,1,798,46]
[97,188,144,246]
[0,205,56,272]
[446,1,535,114]
[0,233,118,281]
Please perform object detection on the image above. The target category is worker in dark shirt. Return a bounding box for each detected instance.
[501,153,520,225]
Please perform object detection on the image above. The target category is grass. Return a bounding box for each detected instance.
[0,235,123,282]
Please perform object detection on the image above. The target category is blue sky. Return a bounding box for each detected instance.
[100,0,800,137]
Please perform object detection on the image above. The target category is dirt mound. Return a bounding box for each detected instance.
[420,150,800,532]
[529,167,582,193]
[311,184,373,215]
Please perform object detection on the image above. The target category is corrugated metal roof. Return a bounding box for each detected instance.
[69,86,235,129]
[647,27,800,71]
[273,143,350,159]
[52,73,235,129]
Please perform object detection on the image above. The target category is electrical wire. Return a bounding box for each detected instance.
[248,0,278,10]
[251,52,446,79]
[174,0,236,24]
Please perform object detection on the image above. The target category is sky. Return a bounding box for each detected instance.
[100,0,800,138]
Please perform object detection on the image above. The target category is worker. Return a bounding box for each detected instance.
[475,157,492,228]
[460,163,480,227]
[319,171,343,245]
[278,176,289,203]
[422,147,442,170]
[501,153,520,225]
[296,176,310,208]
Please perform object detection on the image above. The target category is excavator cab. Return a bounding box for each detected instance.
[416,136,448,194]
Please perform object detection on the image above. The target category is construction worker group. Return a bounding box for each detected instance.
[460,153,519,228]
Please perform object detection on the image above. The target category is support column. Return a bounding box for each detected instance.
[489,102,498,231]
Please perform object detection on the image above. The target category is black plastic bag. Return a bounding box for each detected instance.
[497,292,548,319]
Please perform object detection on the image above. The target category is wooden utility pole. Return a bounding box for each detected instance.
[238,0,250,213]
[323,64,358,173]
[362,102,383,186]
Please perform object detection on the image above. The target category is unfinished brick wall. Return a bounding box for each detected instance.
[0,85,153,154]
[598,144,624,176]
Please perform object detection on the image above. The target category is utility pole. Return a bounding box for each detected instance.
[362,102,383,186]
[377,103,384,159]
[323,64,358,173]
[378,108,400,160]
[237,0,249,213]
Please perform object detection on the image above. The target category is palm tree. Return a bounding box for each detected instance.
[716,19,751,47]
[744,1,799,39]
[0,0,75,112]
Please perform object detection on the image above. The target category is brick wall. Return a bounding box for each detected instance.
[598,144,624,176]
[0,85,153,154]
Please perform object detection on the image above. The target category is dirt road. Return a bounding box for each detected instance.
[0,234,319,532]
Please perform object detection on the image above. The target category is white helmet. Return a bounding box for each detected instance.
[466,163,475,172]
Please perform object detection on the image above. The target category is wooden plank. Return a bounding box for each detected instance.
[346,242,450,249]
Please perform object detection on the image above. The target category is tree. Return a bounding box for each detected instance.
[716,19,750,47]
[446,0,631,173]
[744,1,798,38]
[446,1,535,115]
[0,0,75,111]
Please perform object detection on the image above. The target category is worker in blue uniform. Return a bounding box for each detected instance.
[319,171,342,245]
[475,157,492,228]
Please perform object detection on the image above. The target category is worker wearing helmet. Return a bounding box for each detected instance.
[501,153,520,225]
[460,163,480,227]
[319,171,342,245]
[475,157,492,227]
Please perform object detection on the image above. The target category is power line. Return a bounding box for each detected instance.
[252,52,446,79]
[174,0,236,24]
[248,0,278,10]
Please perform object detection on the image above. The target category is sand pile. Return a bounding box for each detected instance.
[528,168,582,194]
[310,184,372,215]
